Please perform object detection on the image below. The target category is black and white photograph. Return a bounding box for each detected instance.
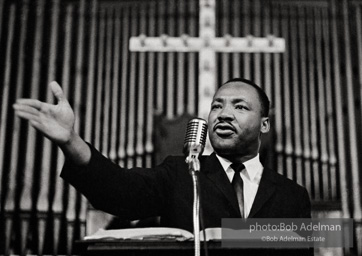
[0,0,361,255]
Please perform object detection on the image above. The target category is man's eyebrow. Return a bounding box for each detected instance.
[212,97,249,104]
[231,98,249,104]
[211,98,223,103]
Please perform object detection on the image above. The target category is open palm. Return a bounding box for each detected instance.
[13,81,75,145]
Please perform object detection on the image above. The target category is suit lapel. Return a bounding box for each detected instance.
[201,155,279,218]
[248,168,277,218]
[201,153,241,215]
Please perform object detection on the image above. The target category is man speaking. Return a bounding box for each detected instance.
[13,78,311,251]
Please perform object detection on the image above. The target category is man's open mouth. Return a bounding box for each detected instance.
[214,123,235,136]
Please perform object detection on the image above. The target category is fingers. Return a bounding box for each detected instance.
[14,99,44,110]
[13,103,40,115]
[29,119,42,130]
[49,81,65,102]
[14,107,42,131]
[13,101,44,125]
[13,107,40,123]
[14,82,65,107]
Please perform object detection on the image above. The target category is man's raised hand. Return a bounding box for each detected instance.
[13,81,75,145]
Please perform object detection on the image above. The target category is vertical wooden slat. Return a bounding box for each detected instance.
[45,0,60,89]
[136,6,146,166]
[0,0,4,42]
[356,3,362,248]
[166,1,176,119]
[2,4,17,255]
[242,0,251,79]
[272,4,283,175]
[53,157,64,255]
[198,0,217,127]
[126,6,138,168]
[84,0,98,144]
[321,7,337,200]
[330,0,349,217]
[118,5,130,167]
[281,4,293,179]
[358,5,362,130]
[263,1,272,103]
[81,0,98,239]
[187,0,197,115]
[176,1,186,116]
[109,5,121,162]
[3,0,28,212]
[73,0,85,133]
[52,4,74,254]
[342,0,362,227]
[262,2,274,170]
[61,4,75,254]
[60,5,73,96]
[66,181,77,256]
[19,1,45,253]
[94,8,106,151]
[37,0,60,254]
[330,1,352,253]
[306,7,320,200]
[101,8,113,157]
[66,180,78,256]
[80,0,98,239]
[221,0,230,83]
[215,3,220,84]
[299,6,312,195]
[290,5,303,185]
[5,1,29,234]
[145,2,156,167]
[232,0,241,78]
[314,7,329,200]
[343,1,362,253]
[66,1,86,253]
[253,0,261,85]
[156,1,165,112]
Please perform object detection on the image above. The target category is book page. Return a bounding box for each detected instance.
[201,227,222,241]
[84,227,194,241]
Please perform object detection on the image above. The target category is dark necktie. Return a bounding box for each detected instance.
[231,163,245,218]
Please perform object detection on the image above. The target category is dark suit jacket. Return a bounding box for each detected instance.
[61,144,311,232]
[62,145,313,255]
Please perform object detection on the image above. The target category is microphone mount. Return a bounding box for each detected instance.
[183,118,208,256]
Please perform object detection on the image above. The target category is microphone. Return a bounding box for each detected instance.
[183,118,208,254]
[183,118,208,160]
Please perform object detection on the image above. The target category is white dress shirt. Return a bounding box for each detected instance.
[215,154,264,218]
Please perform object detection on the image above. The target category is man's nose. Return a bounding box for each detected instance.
[217,106,234,120]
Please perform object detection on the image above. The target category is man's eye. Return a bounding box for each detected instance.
[235,105,247,110]
[211,104,222,109]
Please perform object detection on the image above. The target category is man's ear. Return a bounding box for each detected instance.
[260,117,270,134]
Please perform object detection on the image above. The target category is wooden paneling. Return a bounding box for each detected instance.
[0,0,361,254]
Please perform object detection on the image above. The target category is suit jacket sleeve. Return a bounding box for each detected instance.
[60,143,176,221]
[299,187,312,218]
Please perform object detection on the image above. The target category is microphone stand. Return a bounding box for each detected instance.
[187,156,201,256]
[184,118,208,256]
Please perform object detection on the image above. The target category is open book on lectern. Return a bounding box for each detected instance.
[84,227,222,241]
[84,226,306,244]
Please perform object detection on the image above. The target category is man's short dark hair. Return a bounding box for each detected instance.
[222,78,270,117]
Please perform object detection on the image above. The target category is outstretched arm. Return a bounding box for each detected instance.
[13,81,91,165]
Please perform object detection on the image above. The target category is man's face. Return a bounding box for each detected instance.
[207,82,269,158]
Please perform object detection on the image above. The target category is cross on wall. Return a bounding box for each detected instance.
[129,0,285,153]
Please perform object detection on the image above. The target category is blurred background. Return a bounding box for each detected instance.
[0,0,361,255]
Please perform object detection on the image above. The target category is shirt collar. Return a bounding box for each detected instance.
[215,153,264,183]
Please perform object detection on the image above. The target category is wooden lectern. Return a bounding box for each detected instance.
[75,240,238,256]
[75,240,310,256]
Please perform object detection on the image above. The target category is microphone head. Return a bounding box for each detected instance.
[183,118,208,156]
